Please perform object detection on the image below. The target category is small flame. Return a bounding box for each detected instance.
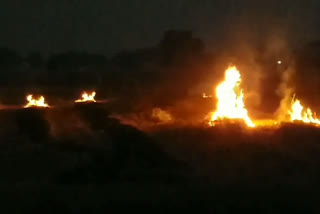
[202,93,212,98]
[209,66,255,127]
[75,92,96,103]
[24,95,49,108]
[289,98,320,125]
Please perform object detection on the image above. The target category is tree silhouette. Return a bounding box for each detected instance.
[26,52,44,68]
[159,30,205,65]
[47,51,108,70]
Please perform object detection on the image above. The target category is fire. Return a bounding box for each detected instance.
[75,92,96,103]
[209,66,255,127]
[289,98,320,125]
[202,93,212,98]
[24,95,49,108]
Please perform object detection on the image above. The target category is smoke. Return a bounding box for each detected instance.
[111,107,174,131]
[152,108,173,123]
[209,2,298,116]
[238,49,263,108]
[275,63,295,121]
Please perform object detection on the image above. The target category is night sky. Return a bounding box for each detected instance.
[2,0,320,56]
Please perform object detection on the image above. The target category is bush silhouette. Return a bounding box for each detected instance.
[15,108,50,142]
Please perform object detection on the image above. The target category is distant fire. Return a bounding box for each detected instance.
[209,66,255,127]
[202,93,212,98]
[75,92,96,103]
[289,97,320,125]
[11,64,320,129]
[24,95,49,108]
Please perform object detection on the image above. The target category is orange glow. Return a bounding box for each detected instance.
[152,108,172,123]
[253,119,279,127]
[209,66,255,127]
[24,95,49,108]
[75,92,96,103]
[289,98,320,125]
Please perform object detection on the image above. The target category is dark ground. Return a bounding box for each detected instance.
[0,103,319,213]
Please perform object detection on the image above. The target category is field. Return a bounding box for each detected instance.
[2,2,320,212]
[0,101,319,213]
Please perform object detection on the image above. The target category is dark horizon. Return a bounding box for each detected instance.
[2,0,320,56]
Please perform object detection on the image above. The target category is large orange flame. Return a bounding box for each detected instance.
[209,66,255,127]
[75,92,96,103]
[24,95,49,108]
[289,97,320,125]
